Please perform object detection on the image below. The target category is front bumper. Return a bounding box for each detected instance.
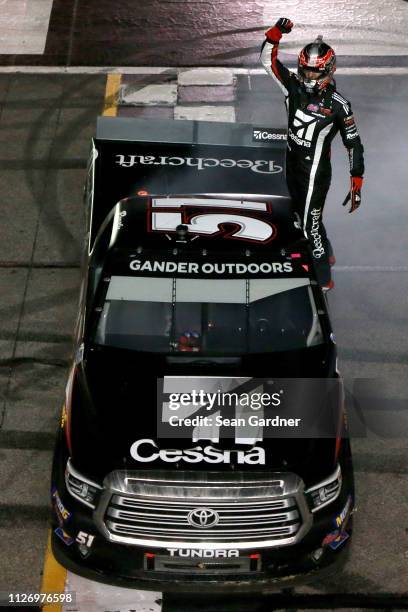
[51,517,352,593]
[51,436,354,592]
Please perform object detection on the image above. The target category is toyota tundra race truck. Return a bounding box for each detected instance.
[51,118,354,592]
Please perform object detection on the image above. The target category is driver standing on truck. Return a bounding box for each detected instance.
[260,18,365,289]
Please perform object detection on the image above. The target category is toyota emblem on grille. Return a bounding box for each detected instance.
[188,508,219,528]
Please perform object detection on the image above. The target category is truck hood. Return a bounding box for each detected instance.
[70,345,339,488]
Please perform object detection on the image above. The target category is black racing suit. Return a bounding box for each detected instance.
[260,38,365,285]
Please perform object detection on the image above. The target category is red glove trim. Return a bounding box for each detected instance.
[351,176,363,191]
[265,26,282,43]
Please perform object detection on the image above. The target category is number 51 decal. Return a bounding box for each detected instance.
[76,531,95,547]
[149,197,277,244]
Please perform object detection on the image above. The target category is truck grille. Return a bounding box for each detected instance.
[95,471,311,549]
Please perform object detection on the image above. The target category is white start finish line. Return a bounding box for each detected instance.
[62,571,162,612]
[0,0,54,54]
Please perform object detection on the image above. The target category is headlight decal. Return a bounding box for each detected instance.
[65,458,102,509]
[305,464,342,512]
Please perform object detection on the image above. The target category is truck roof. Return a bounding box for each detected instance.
[90,118,290,246]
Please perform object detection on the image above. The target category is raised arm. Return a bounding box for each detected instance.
[260,18,294,96]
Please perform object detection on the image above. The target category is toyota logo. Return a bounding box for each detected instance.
[187,508,219,529]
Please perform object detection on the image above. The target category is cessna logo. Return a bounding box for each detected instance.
[252,128,287,143]
[115,154,282,175]
[188,508,219,528]
[130,439,266,465]
[288,110,318,148]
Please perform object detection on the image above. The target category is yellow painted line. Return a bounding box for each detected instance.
[40,532,67,612]
[103,73,122,116]
[40,74,122,610]
[40,71,122,608]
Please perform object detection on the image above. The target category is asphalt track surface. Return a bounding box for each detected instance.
[2,0,408,68]
[0,67,407,611]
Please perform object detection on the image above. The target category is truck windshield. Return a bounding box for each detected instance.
[93,276,324,354]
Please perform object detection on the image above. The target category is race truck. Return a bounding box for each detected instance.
[51,118,354,592]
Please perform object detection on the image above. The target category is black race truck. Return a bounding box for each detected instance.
[51,118,353,592]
